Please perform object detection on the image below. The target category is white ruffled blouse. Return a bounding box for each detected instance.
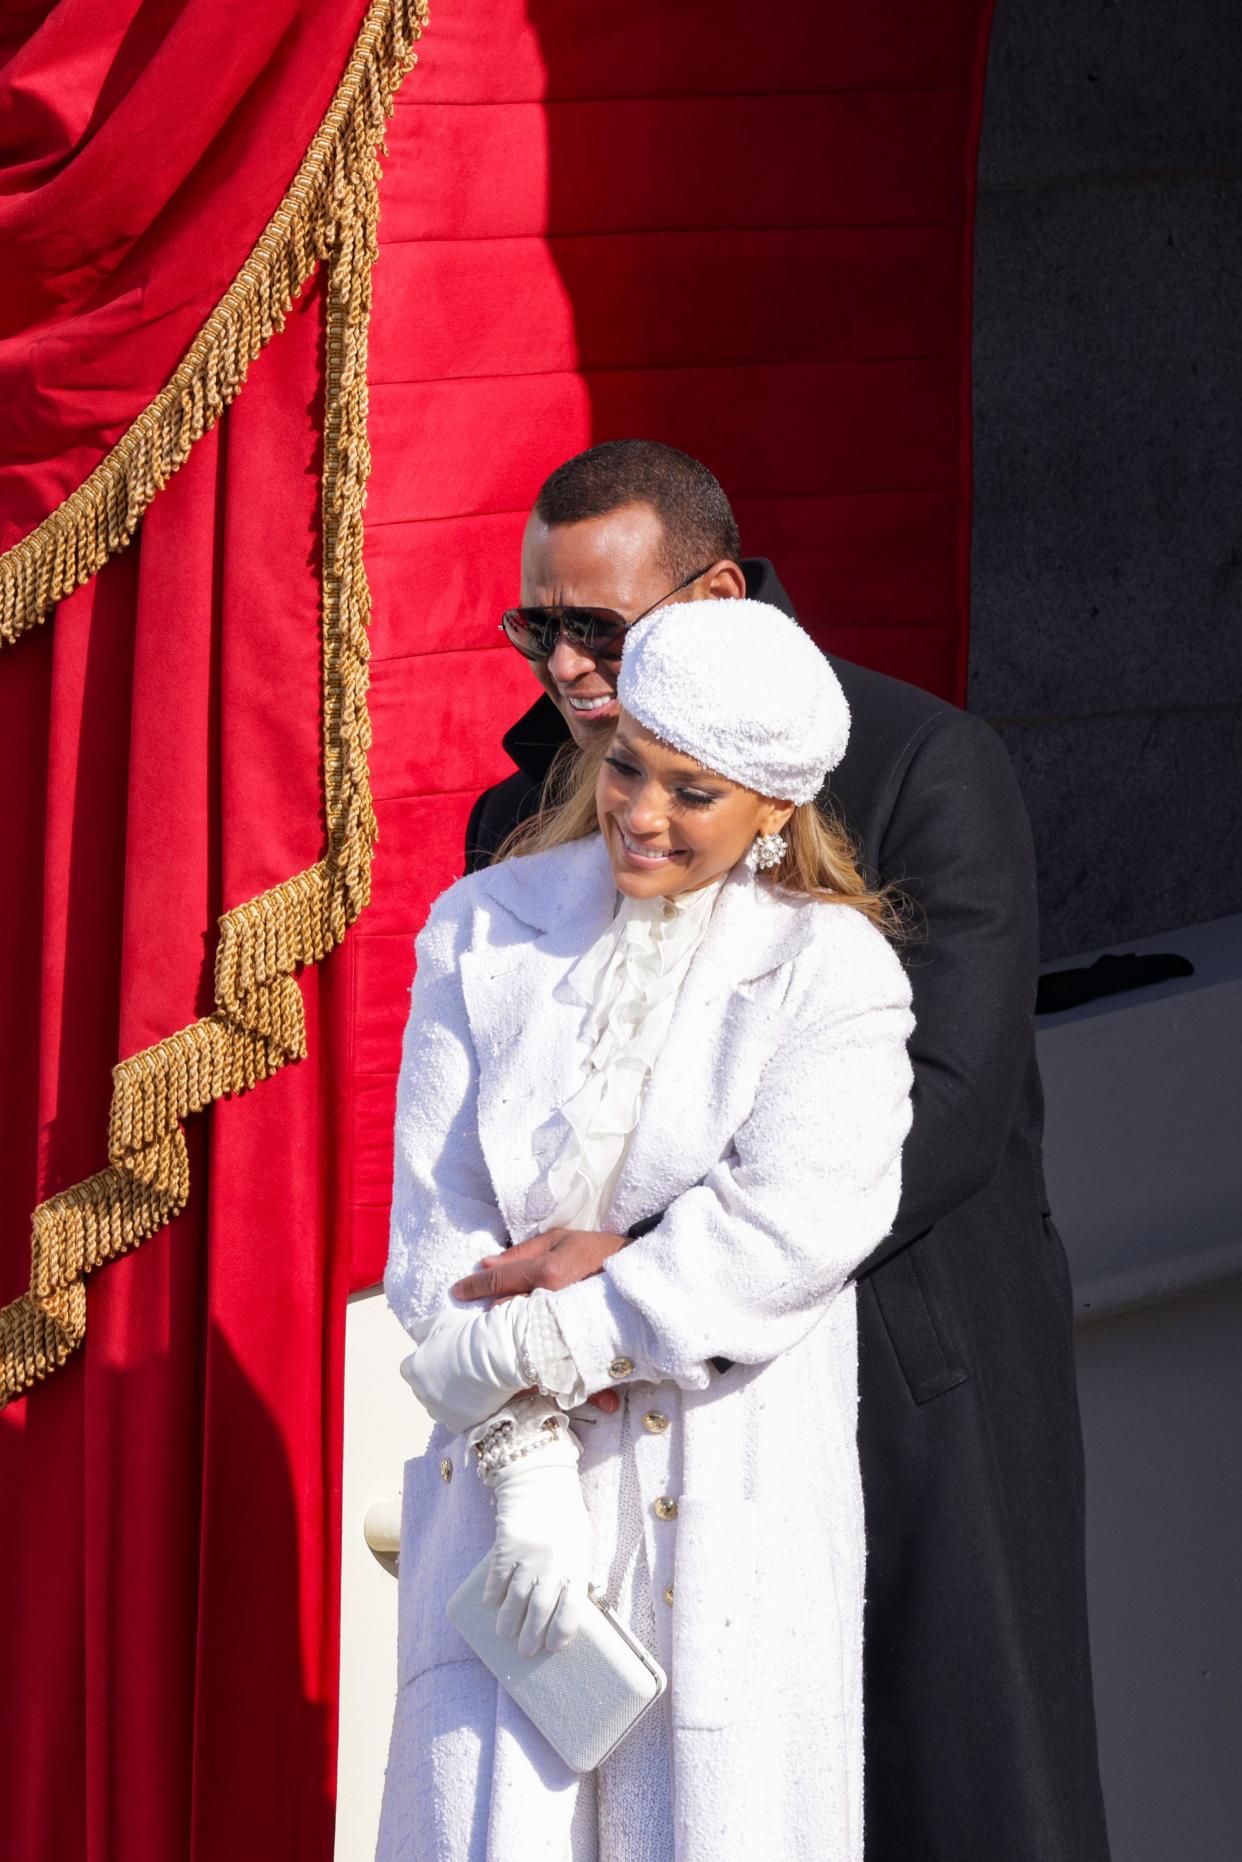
[521,878,725,1404]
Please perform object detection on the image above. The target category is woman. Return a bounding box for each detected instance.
[378,598,914,1862]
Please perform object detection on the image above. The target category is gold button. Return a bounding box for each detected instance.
[609,1356,635,1380]
[643,1410,669,1434]
[439,1458,453,1483]
[663,1584,675,1607]
[653,1496,678,1521]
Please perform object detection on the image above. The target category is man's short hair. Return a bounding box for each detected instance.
[533,439,742,579]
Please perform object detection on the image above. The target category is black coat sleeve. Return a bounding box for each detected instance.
[854,711,1041,1276]
[463,770,541,874]
[464,790,488,874]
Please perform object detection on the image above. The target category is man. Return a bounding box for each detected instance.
[463,441,1110,1859]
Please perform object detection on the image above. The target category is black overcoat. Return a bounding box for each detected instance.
[465,562,1110,1861]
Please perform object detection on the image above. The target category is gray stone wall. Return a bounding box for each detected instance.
[969,0,1242,959]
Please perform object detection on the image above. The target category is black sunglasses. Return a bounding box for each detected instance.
[499,564,715,663]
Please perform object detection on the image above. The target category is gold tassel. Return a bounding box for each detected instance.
[0,0,426,1405]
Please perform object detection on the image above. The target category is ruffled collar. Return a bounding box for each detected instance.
[538,878,726,1232]
[562,878,723,1013]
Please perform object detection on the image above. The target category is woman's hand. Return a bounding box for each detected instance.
[484,1428,593,1656]
[451,1227,627,1301]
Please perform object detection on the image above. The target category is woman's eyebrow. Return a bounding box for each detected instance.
[611,734,725,786]
[665,762,725,786]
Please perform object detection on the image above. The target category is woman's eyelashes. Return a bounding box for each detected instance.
[604,755,716,810]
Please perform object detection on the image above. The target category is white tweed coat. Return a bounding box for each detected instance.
[379,834,914,1862]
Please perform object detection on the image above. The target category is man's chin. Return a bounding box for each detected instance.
[560,699,620,747]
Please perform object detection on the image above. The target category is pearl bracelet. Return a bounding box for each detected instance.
[472,1412,563,1478]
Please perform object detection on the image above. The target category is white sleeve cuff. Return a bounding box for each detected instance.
[521,1289,590,1409]
[544,1266,712,1396]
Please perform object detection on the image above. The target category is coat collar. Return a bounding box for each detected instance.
[471,832,820,990]
[469,832,618,946]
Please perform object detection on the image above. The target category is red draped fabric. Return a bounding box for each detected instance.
[0,0,376,552]
[0,6,372,1857]
[0,2,993,1856]
[0,287,346,1857]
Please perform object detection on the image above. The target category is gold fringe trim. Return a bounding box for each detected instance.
[0,0,425,649]
[0,0,427,1406]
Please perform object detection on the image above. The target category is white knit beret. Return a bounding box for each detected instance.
[616,597,850,804]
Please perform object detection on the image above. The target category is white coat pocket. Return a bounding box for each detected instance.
[396,1436,494,1687]
[668,1494,759,1731]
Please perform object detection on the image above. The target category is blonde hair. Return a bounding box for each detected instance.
[498,736,907,940]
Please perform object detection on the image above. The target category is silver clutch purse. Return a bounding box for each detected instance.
[446,1554,668,1773]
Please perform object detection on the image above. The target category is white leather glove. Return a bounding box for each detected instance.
[483,1425,592,1657]
[400,1301,529,1435]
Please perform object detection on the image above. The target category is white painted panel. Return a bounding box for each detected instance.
[1037,913,1242,1309]
[335,1288,429,1862]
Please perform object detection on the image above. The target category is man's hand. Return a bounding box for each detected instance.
[451,1228,629,1414]
[450,1227,628,1302]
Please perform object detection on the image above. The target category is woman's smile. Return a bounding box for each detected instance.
[614,826,686,868]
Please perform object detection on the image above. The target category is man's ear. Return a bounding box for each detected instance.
[698,559,746,600]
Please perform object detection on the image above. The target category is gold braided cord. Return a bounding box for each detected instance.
[0,0,427,1405]
[0,0,425,650]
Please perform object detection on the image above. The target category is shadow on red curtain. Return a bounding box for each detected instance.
[527,0,983,692]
